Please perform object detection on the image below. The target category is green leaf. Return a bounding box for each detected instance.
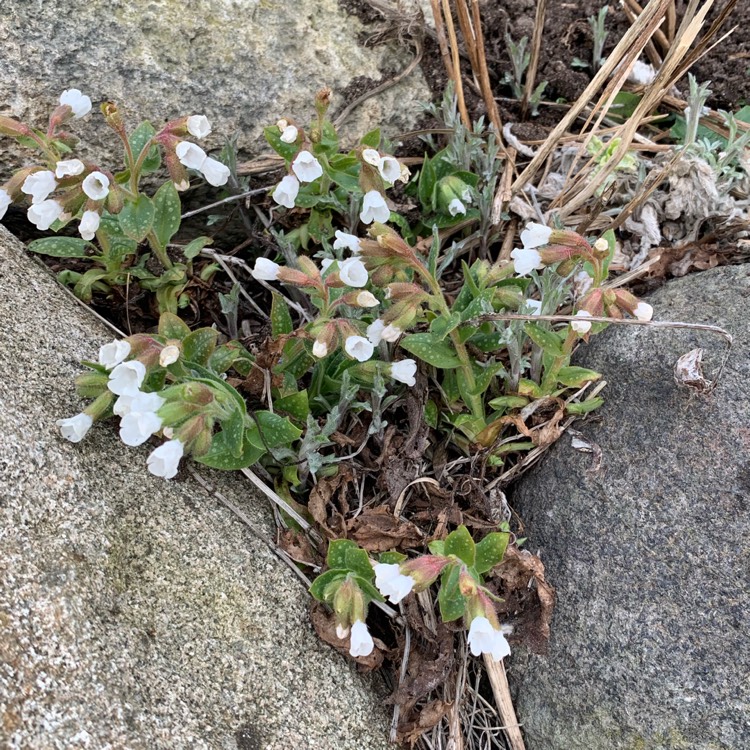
[73,268,109,302]
[309,569,347,602]
[475,532,510,574]
[444,525,476,566]
[345,546,375,581]
[195,427,264,470]
[247,411,302,450]
[524,323,565,357]
[271,292,294,336]
[566,397,604,414]
[424,400,439,429]
[379,551,407,565]
[438,564,465,622]
[468,360,506,397]
[429,312,462,341]
[354,575,384,603]
[182,327,218,365]
[327,539,359,570]
[488,395,529,411]
[428,540,445,556]
[119,194,155,242]
[222,407,245,457]
[418,155,437,211]
[275,390,309,422]
[360,128,381,148]
[556,366,602,387]
[264,126,299,161]
[158,312,191,340]
[28,236,92,258]
[183,235,213,260]
[400,333,461,369]
[152,181,181,249]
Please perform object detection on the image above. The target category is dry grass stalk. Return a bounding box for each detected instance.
[520,0,547,119]
[483,657,526,750]
[439,0,471,128]
[469,0,504,137]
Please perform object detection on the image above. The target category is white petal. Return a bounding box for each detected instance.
[366,319,385,345]
[22,171,57,204]
[147,439,184,479]
[633,302,653,321]
[378,156,401,183]
[251,258,281,281]
[201,157,230,187]
[82,171,110,201]
[571,310,593,334]
[56,413,93,443]
[272,175,300,209]
[448,198,466,216]
[55,159,85,178]
[79,210,100,241]
[59,88,92,118]
[187,115,211,139]
[0,188,11,221]
[312,339,328,358]
[27,200,63,230]
[175,141,208,170]
[292,150,323,183]
[339,258,368,288]
[349,619,374,657]
[510,247,544,276]
[360,191,390,224]
[280,125,298,143]
[120,411,163,446]
[98,339,131,369]
[333,231,361,254]
[390,359,417,386]
[344,335,374,362]
[107,360,147,396]
[520,222,552,249]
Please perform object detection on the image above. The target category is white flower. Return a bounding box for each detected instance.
[187,115,211,139]
[79,209,100,241]
[272,175,300,209]
[276,119,288,130]
[390,359,417,386]
[378,156,401,183]
[119,410,163,447]
[523,299,542,315]
[349,619,374,657]
[0,189,12,221]
[251,257,281,281]
[344,335,374,362]
[339,257,368,288]
[627,59,657,86]
[292,150,323,183]
[55,159,85,178]
[320,258,334,273]
[22,171,57,204]
[336,623,350,639]
[56,412,93,443]
[360,191,390,224]
[374,563,415,603]
[510,247,544,276]
[367,319,385,345]
[175,141,207,170]
[107,360,147,396]
[312,339,329,358]
[593,237,609,253]
[399,163,412,183]
[201,157,230,187]
[280,125,298,143]
[333,230,361,254]
[98,339,131,370]
[59,88,92,119]
[381,324,402,343]
[82,171,110,201]
[467,616,511,661]
[573,271,594,298]
[27,200,63,230]
[633,302,653,321]
[113,390,165,418]
[362,148,381,166]
[520,222,553,249]
[356,291,379,307]
[147,439,184,479]
[571,310,593,334]
[448,198,466,216]
[159,345,180,367]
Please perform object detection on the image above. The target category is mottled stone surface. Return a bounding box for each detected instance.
[511,265,750,750]
[0,0,429,177]
[0,223,390,748]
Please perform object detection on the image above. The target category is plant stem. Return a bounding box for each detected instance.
[147,231,173,270]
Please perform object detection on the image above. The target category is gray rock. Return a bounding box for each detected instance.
[511,265,750,750]
[0,222,391,748]
[0,0,429,178]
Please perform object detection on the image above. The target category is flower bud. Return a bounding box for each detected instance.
[0,116,32,138]
[401,555,450,591]
[437,175,471,214]
[314,87,333,119]
[74,371,109,399]
[175,414,211,450]
[101,101,125,134]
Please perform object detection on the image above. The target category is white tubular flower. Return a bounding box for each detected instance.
[107,360,147,396]
[520,222,553,249]
[593,237,609,253]
[312,339,329,358]
[374,563,415,603]
[119,411,163,447]
[390,359,417,386]
[510,247,544,276]
[333,230,361,254]
[59,88,92,119]
[356,291,379,308]
[272,175,300,209]
[27,200,63,230]
[627,59,657,86]
[344,335,375,362]
[251,257,281,281]
[56,412,93,443]
[187,115,211,139]
[22,171,57,204]
[320,258,334,273]
[159,345,180,367]
[0,189,12,221]
[523,299,542,316]
[362,148,381,166]
[147,439,184,479]
[349,619,374,657]
[79,209,100,241]
[366,319,385,345]
[55,159,85,178]
[276,119,288,130]
[633,302,654,321]
[573,271,594,299]
[336,623,350,640]
[113,391,165,418]
[175,141,207,170]
[378,156,401,183]
[201,157,230,187]
[292,150,323,183]
[571,310,593,334]
[381,324,402,343]
[399,163,412,183]
[339,257,368,288]
[280,125,298,143]
[448,198,466,217]
[360,191,390,224]
[467,616,511,661]
[98,339,131,370]
[82,171,110,201]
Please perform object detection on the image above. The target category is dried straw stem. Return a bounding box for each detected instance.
[483,657,526,750]
[520,0,547,119]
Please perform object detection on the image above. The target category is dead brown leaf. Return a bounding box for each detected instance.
[310,602,384,671]
[400,700,452,746]
[348,506,424,552]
